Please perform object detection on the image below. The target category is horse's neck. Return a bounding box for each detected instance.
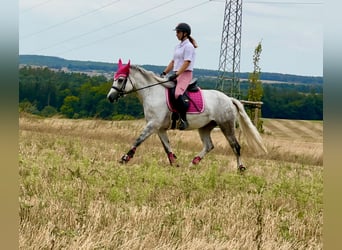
[130,67,166,102]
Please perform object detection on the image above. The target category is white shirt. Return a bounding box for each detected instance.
[172,38,196,71]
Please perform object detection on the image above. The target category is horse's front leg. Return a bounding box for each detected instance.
[120,122,156,164]
[158,129,178,166]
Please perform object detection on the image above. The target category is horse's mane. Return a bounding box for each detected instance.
[131,65,159,80]
[131,65,175,88]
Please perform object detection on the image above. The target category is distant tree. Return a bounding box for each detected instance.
[40,105,58,117]
[18,63,323,121]
[60,96,80,118]
[247,41,264,132]
[248,42,263,101]
[94,83,115,119]
[19,100,39,115]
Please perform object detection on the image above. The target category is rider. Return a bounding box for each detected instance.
[161,22,197,130]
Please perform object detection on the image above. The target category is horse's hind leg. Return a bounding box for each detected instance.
[219,122,245,171]
[158,129,178,166]
[192,121,217,165]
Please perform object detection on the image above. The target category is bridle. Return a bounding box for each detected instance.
[111,77,130,99]
[111,74,171,99]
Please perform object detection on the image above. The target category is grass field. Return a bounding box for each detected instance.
[19,114,323,249]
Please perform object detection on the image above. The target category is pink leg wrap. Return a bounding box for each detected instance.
[120,147,136,163]
[192,156,201,165]
[167,152,177,165]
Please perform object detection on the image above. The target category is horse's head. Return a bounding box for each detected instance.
[107,59,132,102]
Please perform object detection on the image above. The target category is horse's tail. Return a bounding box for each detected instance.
[231,98,268,154]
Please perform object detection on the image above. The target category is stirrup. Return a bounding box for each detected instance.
[178,119,188,130]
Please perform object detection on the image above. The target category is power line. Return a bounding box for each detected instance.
[245,1,322,4]
[211,0,322,4]
[21,0,121,39]
[29,0,177,53]
[21,0,56,13]
[55,1,211,56]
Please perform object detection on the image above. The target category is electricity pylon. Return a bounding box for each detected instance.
[216,0,243,99]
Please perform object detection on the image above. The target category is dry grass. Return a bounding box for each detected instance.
[19,114,323,249]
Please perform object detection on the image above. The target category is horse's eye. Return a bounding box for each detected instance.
[117,78,125,84]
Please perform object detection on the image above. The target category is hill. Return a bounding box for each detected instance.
[19,55,323,85]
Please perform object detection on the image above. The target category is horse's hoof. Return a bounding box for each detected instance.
[192,156,201,165]
[238,164,246,172]
[119,154,130,164]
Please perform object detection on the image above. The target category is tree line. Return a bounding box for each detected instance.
[20,55,323,85]
[19,66,322,120]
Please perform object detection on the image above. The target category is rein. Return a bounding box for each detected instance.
[112,76,171,97]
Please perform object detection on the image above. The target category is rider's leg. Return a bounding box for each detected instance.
[175,71,192,130]
[175,95,189,130]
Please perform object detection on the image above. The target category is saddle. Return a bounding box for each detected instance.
[186,78,200,92]
[167,78,199,110]
[166,78,205,129]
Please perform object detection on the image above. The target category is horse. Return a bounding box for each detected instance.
[107,59,267,171]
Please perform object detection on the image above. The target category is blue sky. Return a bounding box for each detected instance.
[19,0,323,76]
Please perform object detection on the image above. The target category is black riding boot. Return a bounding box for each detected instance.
[176,95,189,130]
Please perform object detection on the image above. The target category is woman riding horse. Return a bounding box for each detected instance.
[107,60,268,170]
[161,23,198,130]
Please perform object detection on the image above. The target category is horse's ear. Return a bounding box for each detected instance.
[118,58,122,68]
[127,60,131,67]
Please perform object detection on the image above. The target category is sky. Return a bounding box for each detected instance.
[19,0,323,76]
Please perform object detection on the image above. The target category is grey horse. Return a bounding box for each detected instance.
[107,59,267,171]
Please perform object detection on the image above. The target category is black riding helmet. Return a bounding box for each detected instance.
[174,23,191,35]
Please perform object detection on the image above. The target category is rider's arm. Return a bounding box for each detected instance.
[163,60,174,75]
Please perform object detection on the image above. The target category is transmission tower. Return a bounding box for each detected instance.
[216,0,243,99]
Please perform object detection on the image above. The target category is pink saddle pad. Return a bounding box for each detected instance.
[166,88,205,114]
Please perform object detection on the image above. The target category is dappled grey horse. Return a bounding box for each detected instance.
[107,59,267,171]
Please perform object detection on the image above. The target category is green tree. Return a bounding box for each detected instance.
[247,41,264,132]
[40,105,58,117]
[60,96,80,118]
[19,100,39,115]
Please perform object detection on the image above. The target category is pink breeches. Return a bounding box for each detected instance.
[175,70,193,99]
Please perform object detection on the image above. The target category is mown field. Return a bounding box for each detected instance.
[19,114,323,249]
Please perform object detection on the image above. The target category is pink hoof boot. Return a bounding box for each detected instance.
[192,156,201,165]
[167,152,177,165]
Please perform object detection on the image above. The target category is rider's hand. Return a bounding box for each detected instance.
[160,72,166,77]
[168,73,178,81]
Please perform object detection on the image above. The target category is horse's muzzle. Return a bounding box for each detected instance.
[107,96,115,103]
[107,94,119,103]
[107,89,119,103]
